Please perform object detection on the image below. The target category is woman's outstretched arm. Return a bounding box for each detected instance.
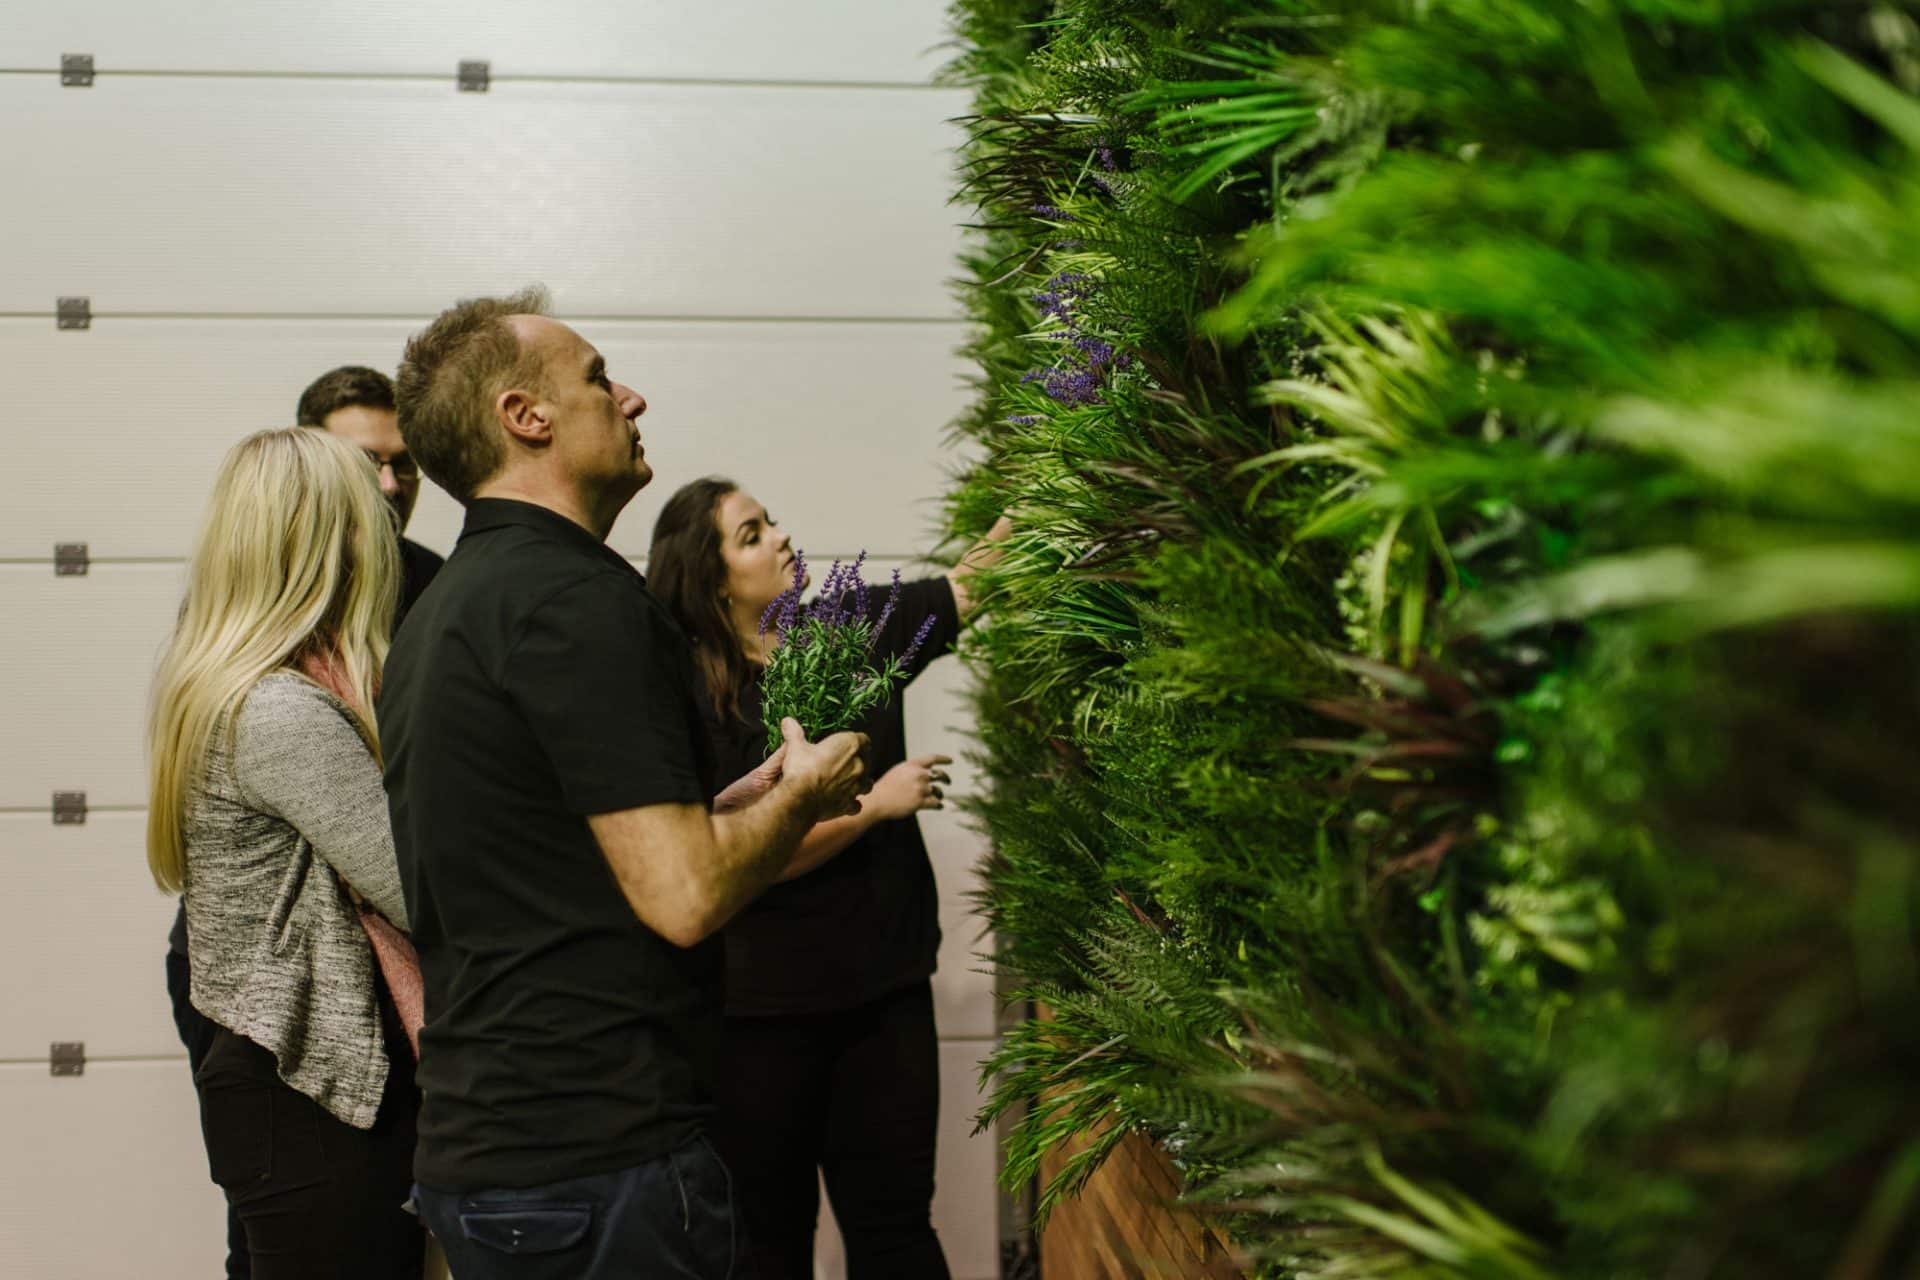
[948,514,1013,621]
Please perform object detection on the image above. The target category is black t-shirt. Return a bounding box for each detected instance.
[167,534,442,958]
[378,498,719,1191]
[702,575,960,1017]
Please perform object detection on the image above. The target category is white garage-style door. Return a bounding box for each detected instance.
[0,5,1002,1277]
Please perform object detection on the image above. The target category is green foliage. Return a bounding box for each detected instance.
[945,0,1920,1276]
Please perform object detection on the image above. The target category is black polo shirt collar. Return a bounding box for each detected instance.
[460,497,640,580]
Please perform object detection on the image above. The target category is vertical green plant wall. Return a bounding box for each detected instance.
[942,2,1920,1275]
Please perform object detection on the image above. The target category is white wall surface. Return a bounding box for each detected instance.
[0,5,997,1277]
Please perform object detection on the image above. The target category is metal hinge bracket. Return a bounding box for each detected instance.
[51,1042,86,1076]
[53,791,88,825]
[458,60,490,92]
[61,54,94,87]
[57,297,91,330]
[55,542,89,575]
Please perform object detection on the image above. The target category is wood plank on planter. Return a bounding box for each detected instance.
[1039,1119,1243,1280]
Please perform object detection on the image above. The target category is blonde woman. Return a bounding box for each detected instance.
[147,428,423,1279]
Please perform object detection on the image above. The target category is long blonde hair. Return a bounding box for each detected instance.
[146,428,399,892]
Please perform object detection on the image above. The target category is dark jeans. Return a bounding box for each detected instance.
[168,946,251,1280]
[713,980,950,1280]
[413,1136,740,1280]
[193,1010,423,1279]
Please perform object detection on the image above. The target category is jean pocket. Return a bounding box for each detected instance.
[459,1202,594,1255]
[670,1139,738,1279]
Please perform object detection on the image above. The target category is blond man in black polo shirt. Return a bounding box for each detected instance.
[380,287,868,1279]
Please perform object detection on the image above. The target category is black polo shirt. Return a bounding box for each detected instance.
[379,498,719,1192]
[702,576,960,1016]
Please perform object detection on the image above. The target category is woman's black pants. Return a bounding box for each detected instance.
[712,980,952,1280]
[192,1010,423,1279]
[168,946,250,1278]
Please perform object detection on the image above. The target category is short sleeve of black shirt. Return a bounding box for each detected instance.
[867,573,962,679]
[508,575,709,816]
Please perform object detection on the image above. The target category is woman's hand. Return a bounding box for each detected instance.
[860,754,953,821]
[713,743,785,814]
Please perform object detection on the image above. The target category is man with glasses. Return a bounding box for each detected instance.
[296,365,445,619]
[165,364,444,1279]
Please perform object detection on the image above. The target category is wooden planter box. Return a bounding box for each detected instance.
[1038,1120,1243,1278]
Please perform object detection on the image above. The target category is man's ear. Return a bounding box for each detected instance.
[497,387,551,446]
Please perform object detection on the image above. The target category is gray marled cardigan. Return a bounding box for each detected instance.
[182,672,409,1130]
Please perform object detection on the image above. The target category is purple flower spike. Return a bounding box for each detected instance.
[1042,366,1104,407]
[1073,334,1116,367]
[869,569,903,648]
[777,550,806,635]
[899,613,938,670]
[1031,203,1075,222]
[813,559,839,622]
[1034,273,1091,321]
[818,557,857,625]
[851,550,870,618]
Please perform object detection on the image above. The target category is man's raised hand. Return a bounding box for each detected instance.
[779,717,868,820]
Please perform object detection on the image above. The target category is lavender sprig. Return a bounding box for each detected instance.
[869,569,903,649]
[758,552,936,753]
[782,550,807,633]
[1020,272,1133,407]
[899,613,938,671]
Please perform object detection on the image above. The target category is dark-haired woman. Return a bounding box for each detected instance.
[648,477,1008,1280]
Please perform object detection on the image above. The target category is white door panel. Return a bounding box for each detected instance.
[0,1059,227,1280]
[936,1038,1002,1280]
[0,812,182,1062]
[0,317,969,561]
[1,77,966,319]
[906,655,998,1040]
[0,562,183,811]
[0,0,949,84]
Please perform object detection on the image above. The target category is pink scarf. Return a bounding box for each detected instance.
[296,650,424,1060]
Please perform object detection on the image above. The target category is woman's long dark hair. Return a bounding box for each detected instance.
[648,476,756,722]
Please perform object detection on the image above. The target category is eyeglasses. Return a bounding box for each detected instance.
[363,450,419,481]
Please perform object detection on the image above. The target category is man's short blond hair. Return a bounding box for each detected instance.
[395,286,552,502]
